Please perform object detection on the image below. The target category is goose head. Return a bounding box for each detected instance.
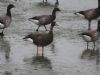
[7,4,15,9]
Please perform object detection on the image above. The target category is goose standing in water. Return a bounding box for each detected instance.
[29,7,60,31]
[81,20,100,50]
[0,4,15,36]
[23,22,56,56]
[75,0,100,30]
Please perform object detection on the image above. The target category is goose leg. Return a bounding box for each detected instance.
[42,47,44,56]
[93,41,95,50]
[87,42,89,50]
[88,20,91,30]
[36,25,40,31]
[96,50,99,65]
[44,25,48,31]
[37,46,38,56]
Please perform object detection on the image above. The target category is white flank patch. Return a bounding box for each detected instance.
[82,35,92,42]
[27,38,33,42]
[0,23,4,29]
[76,13,84,17]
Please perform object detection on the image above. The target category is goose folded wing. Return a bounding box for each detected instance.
[33,33,48,45]
[39,15,51,23]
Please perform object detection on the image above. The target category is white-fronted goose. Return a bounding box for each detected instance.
[29,7,60,31]
[81,20,100,50]
[23,22,56,56]
[0,4,15,36]
[75,0,100,30]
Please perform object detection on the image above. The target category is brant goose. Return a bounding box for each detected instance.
[81,20,100,50]
[23,22,56,56]
[0,4,15,36]
[29,7,60,31]
[74,0,100,30]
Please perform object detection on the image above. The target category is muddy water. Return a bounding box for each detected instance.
[0,0,100,75]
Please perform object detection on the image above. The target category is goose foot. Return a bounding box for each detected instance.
[0,32,4,37]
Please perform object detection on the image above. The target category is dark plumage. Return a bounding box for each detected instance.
[23,22,56,56]
[74,0,100,30]
[29,7,60,31]
[0,4,15,36]
[81,20,100,50]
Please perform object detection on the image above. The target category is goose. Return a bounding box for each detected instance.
[81,20,100,50]
[29,7,60,31]
[23,22,56,56]
[74,0,100,30]
[0,4,15,36]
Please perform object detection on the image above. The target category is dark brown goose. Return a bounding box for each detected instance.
[23,22,56,56]
[81,20,100,50]
[0,4,15,36]
[29,7,60,31]
[74,0,100,30]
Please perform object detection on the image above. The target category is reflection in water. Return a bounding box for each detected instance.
[32,55,52,69]
[0,38,11,61]
[50,43,56,54]
[3,71,12,75]
[24,55,52,70]
[23,55,54,75]
[81,49,100,64]
[0,38,11,75]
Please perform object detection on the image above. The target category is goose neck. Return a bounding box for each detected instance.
[6,7,11,17]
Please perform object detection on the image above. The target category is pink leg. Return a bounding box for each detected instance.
[42,47,44,56]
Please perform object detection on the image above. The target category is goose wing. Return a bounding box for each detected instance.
[84,8,98,19]
[33,32,52,46]
[38,15,52,24]
[0,16,11,28]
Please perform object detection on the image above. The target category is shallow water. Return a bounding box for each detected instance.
[0,0,100,75]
